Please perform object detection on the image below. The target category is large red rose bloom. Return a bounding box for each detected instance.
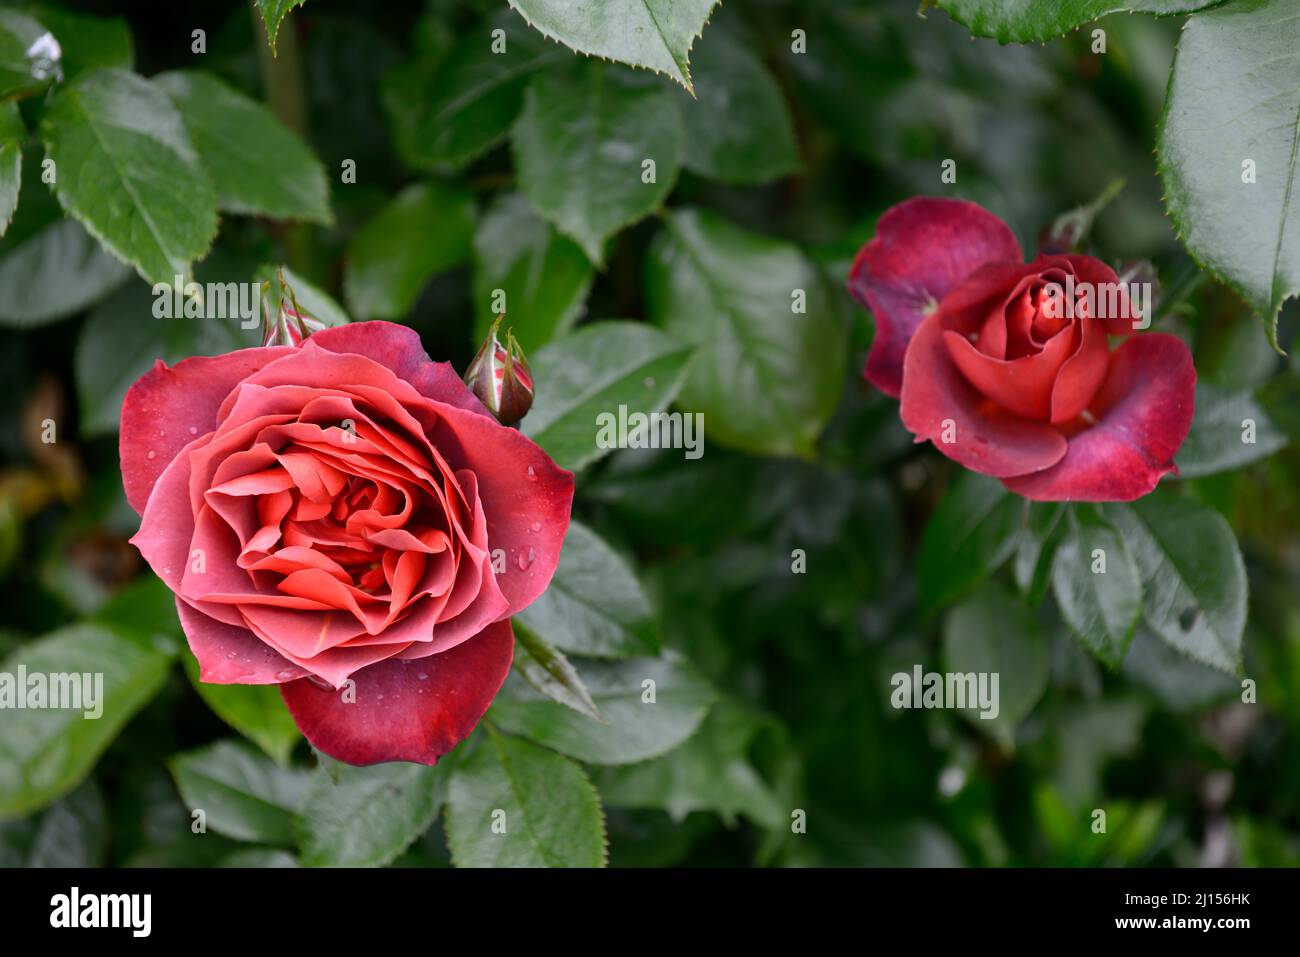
[121,321,574,765]
[849,197,1195,502]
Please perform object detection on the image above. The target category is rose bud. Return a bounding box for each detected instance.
[465,317,534,426]
[261,278,327,347]
[849,196,1194,502]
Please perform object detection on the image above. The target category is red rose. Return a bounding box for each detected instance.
[120,321,574,765]
[848,197,1195,501]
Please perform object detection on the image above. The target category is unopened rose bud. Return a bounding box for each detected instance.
[262,275,326,347]
[465,317,534,426]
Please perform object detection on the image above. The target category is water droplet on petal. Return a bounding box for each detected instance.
[530,521,541,532]
[526,465,536,481]
[189,426,199,436]
[146,450,156,460]
[417,672,429,680]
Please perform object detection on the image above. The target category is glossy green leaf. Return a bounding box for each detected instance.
[0,102,21,238]
[676,26,799,184]
[0,9,56,100]
[39,69,218,285]
[1105,496,1247,673]
[522,321,693,471]
[297,760,445,867]
[155,70,331,225]
[1175,382,1286,478]
[445,728,606,867]
[507,0,718,92]
[1013,501,1066,607]
[515,520,658,659]
[593,699,784,828]
[0,781,108,867]
[1051,507,1143,668]
[343,180,476,320]
[646,207,846,457]
[0,218,131,327]
[941,585,1049,749]
[919,473,1024,613]
[0,622,173,818]
[255,0,306,54]
[1158,0,1300,347]
[386,13,558,172]
[169,740,309,845]
[472,193,593,355]
[933,0,1219,43]
[513,620,603,722]
[182,656,301,766]
[75,281,247,437]
[512,63,681,264]
[490,654,713,764]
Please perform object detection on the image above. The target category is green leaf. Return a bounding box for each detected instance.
[0,102,22,238]
[472,193,594,355]
[506,0,719,93]
[0,622,173,818]
[941,585,1049,750]
[0,9,56,100]
[39,69,218,285]
[182,657,301,766]
[445,728,606,867]
[646,207,847,457]
[255,0,306,55]
[918,473,1024,613]
[675,25,799,184]
[168,740,309,845]
[29,6,133,77]
[933,0,1220,43]
[1050,507,1143,668]
[1175,382,1287,478]
[75,280,247,437]
[522,321,693,471]
[513,620,603,722]
[1158,0,1300,347]
[0,218,131,328]
[512,62,682,264]
[342,180,476,320]
[490,654,714,764]
[593,699,784,829]
[385,13,558,173]
[1104,496,1247,673]
[296,760,445,867]
[218,848,299,867]
[515,519,658,658]
[0,781,108,867]
[155,70,331,225]
[1013,501,1066,607]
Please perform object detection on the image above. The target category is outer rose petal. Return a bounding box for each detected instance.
[1003,334,1195,502]
[309,321,491,418]
[280,618,514,765]
[849,197,1022,397]
[901,311,1068,478]
[120,346,293,514]
[176,598,308,684]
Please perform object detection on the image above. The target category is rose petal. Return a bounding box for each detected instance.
[900,311,1068,478]
[1003,334,1196,502]
[280,618,514,765]
[1049,317,1110,424]
[120,346,292,514]
[310,321,491,418]
[943,324,1076,421]
[175,598,307,684]
[849,197,1022,397]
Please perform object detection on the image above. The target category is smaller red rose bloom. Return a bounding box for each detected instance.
[848,197,1195,502]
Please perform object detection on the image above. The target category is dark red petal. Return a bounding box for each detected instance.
[900,312,1068,478]
[119,347,293,514]
[1003,334,1196,502]
[1049,317,1110,424]
[943,324,1076,421]
[309,321,491,418]
[280,618,514,766]
[849,197,1021,397]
